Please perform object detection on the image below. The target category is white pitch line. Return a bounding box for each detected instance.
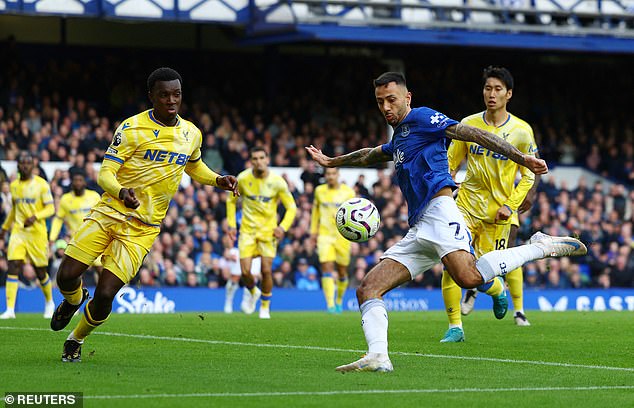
[83,386,634,399]
[1,326,633,373]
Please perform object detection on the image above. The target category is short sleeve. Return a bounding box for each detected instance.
[104,121,136,165]
[418,107,459,137]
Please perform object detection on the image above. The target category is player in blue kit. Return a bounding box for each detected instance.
[306,72,587,373]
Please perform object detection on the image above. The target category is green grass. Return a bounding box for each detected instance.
[1,311,633,407]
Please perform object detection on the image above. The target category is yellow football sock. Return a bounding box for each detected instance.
[39,274,53,303]
[484,277,504,297]
[336,278,348,306]
[261,292,272,310]
[441,271,462,326]
[321,274,335,308]
[5,274,19,311]
[60,283,84,306]
[72,300,108,341]
[506,267,524,312]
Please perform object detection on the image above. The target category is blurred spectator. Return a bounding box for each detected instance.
[295,258,320,291]
[0,47,633,290]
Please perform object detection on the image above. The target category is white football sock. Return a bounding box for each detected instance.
[360,299,388,355]
[67,331,84,344]
[225,280,238,302]
[476,244,544,282]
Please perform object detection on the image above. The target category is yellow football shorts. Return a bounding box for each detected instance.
[238,230,277,259]
[460,210,512,258]
[317,234,351,266]
[65,206,160,284]
[7,230,49,267]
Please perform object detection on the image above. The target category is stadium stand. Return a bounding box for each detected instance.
[0,8,633,290]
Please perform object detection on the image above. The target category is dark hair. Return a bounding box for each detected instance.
[69,167,87,179]
[250,146,268,157]
[373,72,407,88]
[147,67,183,92]
[17,151,33,163]
[483,66,514,90]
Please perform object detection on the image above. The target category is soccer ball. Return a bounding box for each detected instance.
[335,198,380,243]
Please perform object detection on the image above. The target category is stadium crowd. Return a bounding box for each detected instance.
[1,44,633,290]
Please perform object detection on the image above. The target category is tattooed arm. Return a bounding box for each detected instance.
[445,124,548,175]
[305,145,391,168]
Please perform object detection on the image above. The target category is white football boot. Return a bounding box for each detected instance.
[240,287,261,315]
[529,232,587,257]
[335,353,393,373]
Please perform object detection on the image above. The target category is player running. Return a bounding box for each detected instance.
[50,67,239,362]
[441,66,540,342]
[310,168,355,313]
[1,152,55,319]
[226,147,297,319]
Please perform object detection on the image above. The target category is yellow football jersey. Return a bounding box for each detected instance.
[99,109,203,226]
[2,175,54,236]
[49,189,101,241]
[448,112,537,224]
[310,183,355,237]
[227,169,297,234]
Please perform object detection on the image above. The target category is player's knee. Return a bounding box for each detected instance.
[92,287,117,306]
[452,269,482,289]
[356,282,378,304]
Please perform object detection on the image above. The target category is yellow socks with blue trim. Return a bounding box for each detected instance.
[321,273,335,309]
[60,283,84,306]
[71,300,108,342]
[39,273,53,303]
[261,292,272,310]
[478,277,504,297]
[505,267,523,312]
[336,278,348,307]
[5,274,19,312]
[441,271,462,327]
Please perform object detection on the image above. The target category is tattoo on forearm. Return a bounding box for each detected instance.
[447,124,525,165]
[330,147,391,167]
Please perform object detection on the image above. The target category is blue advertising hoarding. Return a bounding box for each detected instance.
[3,287,634,314]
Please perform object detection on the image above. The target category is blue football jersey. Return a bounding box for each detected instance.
[381,107,458,226]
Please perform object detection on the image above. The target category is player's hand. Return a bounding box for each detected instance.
[495,205,512,223]
[523,155,548,175]
[305,145,333,167]
[227,228,237,242]
[24,215,37,227]
[216,175,239,196]
[274,226,285,240]
[119,188,140,209]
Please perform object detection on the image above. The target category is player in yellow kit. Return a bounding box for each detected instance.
[1,152,55,319]
[227,147,297,319]
[441,66,538,342]
[310,168,355,313]
[49,168,101,243]
[50,68,238,362]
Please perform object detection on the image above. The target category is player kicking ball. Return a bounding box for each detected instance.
[50,67,239,362]
[306,72,586,373]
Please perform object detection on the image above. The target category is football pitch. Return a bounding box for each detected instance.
[1,311,632,408]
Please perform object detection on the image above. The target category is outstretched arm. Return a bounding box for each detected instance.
[305,145,391,168]
[445,124,548,175]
